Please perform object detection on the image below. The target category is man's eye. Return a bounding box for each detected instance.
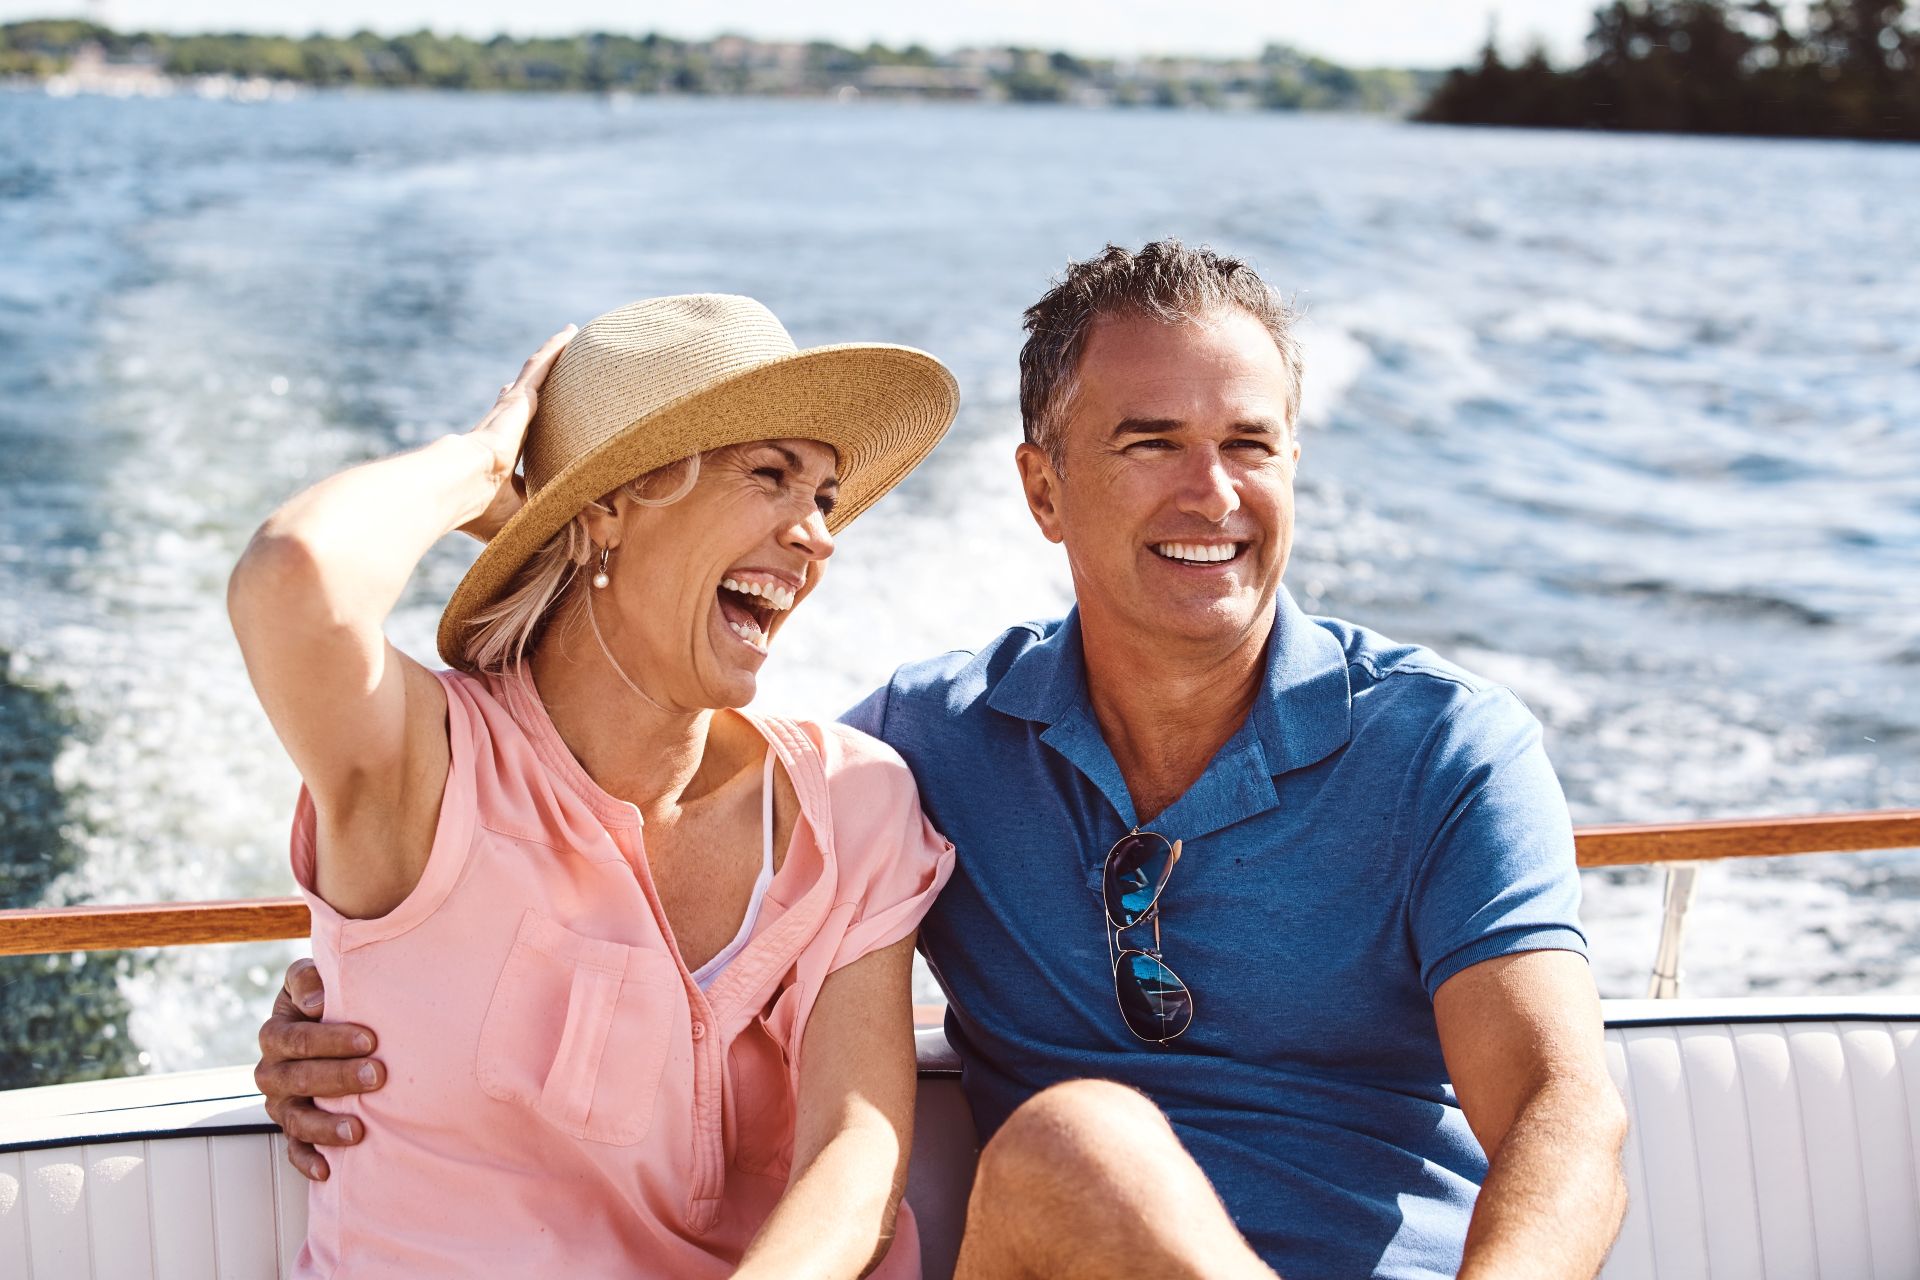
[1229,439,1277,455]
[1128,439,1176,451]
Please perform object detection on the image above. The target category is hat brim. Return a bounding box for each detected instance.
[437,342,959,667]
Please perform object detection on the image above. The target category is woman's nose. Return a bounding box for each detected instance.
[784,508,835,560]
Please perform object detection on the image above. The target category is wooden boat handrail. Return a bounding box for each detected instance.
[1571,808,1920,868]
[1,809,1914,958]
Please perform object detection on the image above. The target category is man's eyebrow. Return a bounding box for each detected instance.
[764,443,839,488]
[1229,417,1287,436]
[1109,417,1184,439]
[1108,416,1287,439]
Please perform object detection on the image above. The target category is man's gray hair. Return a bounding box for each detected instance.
[1018,239,1304,464]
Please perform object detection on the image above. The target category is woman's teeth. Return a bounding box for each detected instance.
[727,619,768,650]
[720,577,795,610]
[1153,542,1240,564]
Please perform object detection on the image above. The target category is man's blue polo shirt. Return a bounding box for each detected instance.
[841,589,1587,1280]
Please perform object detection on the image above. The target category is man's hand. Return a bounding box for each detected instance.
[256,958,385,1182]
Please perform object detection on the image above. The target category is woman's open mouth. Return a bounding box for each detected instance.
[716,573,796,653]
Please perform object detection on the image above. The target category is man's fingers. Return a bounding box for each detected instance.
[274,1098,367,1149]
[286,1138,331,1183]
[283,958,326,1018]
[256,1052,384,1104]
[261,1014,376,1063]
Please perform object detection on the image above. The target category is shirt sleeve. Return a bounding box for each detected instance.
[838,680,890,739]
[1405,685,1587,998]
[822,724,954,974]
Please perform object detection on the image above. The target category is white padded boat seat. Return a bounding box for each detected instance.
[1600,998,1920,1280]
[3,1001,1917,1279]
[0,1068,306,1277]
[0,1031,977,1280]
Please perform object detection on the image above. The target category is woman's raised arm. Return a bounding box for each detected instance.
[227,326,573,916]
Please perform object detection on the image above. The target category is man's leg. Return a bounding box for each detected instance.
[951,1079,1278,1280]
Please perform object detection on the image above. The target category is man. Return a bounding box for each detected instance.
[258,241,1627,1278]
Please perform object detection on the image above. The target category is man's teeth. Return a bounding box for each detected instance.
[720,577,795,610]
[727,619,767,648]
[1153,542,1239,563]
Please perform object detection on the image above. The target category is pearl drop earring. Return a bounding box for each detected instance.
[591,545,611,590]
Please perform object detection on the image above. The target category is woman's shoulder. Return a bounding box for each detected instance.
[756,717,926,838]
[770,719,951,937]
[432,665,519,725]
[779,717,918,792]
[423,666,551,784]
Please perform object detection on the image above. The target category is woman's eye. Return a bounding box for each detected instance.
[815,495,837,516]
[753,466,785,483]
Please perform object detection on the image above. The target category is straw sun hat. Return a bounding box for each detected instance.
[437,294,959,666]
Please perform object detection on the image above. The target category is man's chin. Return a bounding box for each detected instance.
[1129,594,1269,649]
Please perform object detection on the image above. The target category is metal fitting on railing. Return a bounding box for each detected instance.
[1646,862,1702,999]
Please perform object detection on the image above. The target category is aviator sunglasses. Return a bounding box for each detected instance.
[1103,830,1193,1043]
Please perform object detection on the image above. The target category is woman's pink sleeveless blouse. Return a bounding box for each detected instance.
[288,669,954,1277]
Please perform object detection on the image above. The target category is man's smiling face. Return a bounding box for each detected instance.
[1017,306,1301,651]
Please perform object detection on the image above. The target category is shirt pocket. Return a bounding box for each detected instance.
[476,908,683,1146]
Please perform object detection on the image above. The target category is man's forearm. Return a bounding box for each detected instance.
[1458,1078,1628,1280]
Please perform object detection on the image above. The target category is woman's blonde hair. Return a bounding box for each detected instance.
[460,454,704,672]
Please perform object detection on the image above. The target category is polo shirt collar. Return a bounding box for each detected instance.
[1252,586,1354,777]
[986,588,1352,839]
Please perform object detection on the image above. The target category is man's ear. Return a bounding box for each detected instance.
[1014,442,1066,545]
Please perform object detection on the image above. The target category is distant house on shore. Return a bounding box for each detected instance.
[855,64,989,101]
[41,39,295,101]
[44,41,170,97]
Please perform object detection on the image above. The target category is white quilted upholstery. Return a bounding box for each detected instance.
[0,1132,306,1279]
[1601,1009,1920,1280]
[3,1003,1917,1279]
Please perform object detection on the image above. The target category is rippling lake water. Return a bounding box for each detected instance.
[1,89,1916,1078]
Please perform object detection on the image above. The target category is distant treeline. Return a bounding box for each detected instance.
[1420,0,1919,140]
[0,19,1428,112]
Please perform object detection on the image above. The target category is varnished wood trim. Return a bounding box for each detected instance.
[0,898,310,957]
[1574,810,1920,868]
[0,811,1915,956]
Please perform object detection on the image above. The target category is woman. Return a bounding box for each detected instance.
[227,294,960,1277]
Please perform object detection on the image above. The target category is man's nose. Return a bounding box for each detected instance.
[1175,448,1239,524]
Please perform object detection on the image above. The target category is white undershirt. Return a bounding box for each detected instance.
[689,748,776,991]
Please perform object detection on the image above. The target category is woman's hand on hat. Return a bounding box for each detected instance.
[456,324,576,542]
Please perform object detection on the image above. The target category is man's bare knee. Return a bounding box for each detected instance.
[961,1079,1273,1280]
[1008,1078,1166,1144]
[982,1079,1167,1192]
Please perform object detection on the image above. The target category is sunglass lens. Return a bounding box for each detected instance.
[1104,832,1174,927]
[1116,950,1193,1042]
